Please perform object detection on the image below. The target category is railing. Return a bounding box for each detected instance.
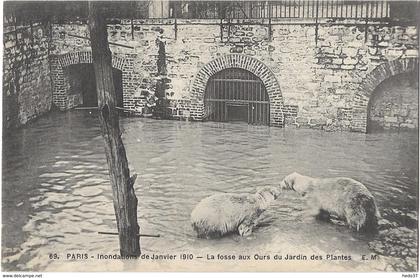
[3,1,396,27]
[171,1,390,20]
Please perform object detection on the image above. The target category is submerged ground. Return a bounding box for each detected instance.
[2,111,418,271]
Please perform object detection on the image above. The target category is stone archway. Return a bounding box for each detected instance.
[189,54,284,127]
[50,51,133,110]
[351,58,419,133]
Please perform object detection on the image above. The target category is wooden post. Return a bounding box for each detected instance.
[131,17,134,40]
[315,0,319,46]
[88,2,141,257]
[364,3,370,43]
[220,18,223,42]
[268,1,272,42]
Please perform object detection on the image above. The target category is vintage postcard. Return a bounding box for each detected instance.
[2,0,419,274]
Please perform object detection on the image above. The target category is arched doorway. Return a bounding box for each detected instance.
[66,64,123,107]
[351,57,418,133]
[190,54,283,126]
[204,68,270,125]
[367,72,418,132]
[50,51,132,111]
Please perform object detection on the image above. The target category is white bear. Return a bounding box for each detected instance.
[190,186,281,238]
[280,172,381,233]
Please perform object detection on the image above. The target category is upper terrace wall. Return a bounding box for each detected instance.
[45,18,420,131]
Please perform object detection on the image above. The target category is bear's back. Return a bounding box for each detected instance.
[313,177,373,198]
[190,193,258,237]
[312,177,379,218]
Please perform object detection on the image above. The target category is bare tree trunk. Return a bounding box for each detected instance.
[88,2,140,257]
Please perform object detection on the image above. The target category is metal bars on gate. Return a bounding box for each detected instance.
[184,1,390,20]
[204,68,270,125]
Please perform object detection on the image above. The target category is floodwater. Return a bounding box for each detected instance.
[2,111,418,272]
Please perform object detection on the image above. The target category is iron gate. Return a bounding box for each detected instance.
[204,68,270,125]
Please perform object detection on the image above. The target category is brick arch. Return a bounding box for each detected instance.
[189,54,284,127]
[57,51,127,71]
[50,51,134,110]
[351,57,419,133]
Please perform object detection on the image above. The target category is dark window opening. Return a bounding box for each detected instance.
[66,64,123,108]
[227,104,248,122]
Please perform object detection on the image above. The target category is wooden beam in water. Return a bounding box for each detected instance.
[88,2,141,257]
[98,231,160,238]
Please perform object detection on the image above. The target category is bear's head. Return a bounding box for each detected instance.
[238,224,253,237]
[279,172,312,196]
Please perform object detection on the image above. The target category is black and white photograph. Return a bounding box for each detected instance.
[1,0,419,274]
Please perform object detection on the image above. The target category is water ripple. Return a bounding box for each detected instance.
[2,111,418,271]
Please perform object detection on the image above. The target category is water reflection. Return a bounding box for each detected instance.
[2,111,418,271]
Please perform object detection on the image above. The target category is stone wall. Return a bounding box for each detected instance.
[49,23,140,111]
[48,18,419,132]
[314,23,418,132]
[3,17,52,129]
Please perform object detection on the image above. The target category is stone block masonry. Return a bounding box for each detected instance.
[5,17,418,132]
[3,17,53,129]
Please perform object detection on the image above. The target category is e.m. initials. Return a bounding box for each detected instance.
[361,254,379,261]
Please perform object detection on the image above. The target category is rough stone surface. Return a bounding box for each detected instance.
[369,72,418,131]
[3,18,52,129]
[4,17,419,132]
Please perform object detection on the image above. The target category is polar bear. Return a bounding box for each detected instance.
[190,186,281,239]
[280,172,381,233]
